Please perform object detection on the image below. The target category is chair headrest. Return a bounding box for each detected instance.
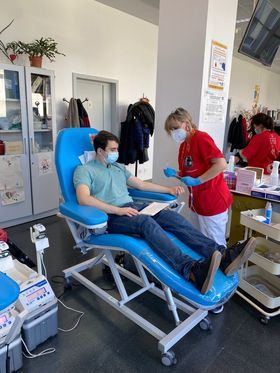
[55,128,98,202]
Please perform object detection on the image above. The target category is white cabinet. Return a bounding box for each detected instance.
[0,64,59,227]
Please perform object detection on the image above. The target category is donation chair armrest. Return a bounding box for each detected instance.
[59,201,108,228]
[128,188,177,203]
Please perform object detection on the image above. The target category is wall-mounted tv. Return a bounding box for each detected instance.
[238,0,280,66]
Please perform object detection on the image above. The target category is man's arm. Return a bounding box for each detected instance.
[127,176,185,196]
[76,184,139,217]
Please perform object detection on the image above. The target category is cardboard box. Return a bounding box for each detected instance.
[265,186,280,202]
[236,168,256,194]
[4,141,23,155]
[251,183,272,199]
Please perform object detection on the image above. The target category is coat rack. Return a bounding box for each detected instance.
[135,94,150,177]
[63,97,89,104]
[139,93,149,104]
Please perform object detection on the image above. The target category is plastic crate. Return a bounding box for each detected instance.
[250,237,280,275]
[239,265,280,309]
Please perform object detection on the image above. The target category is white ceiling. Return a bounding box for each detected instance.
[96,0,280,74]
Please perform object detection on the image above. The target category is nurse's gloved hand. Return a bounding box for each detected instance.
[163,167,177,178]
[181,176,202,186]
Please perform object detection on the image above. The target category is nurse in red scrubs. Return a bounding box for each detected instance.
[239,113,280,174]
[164,107,232,247]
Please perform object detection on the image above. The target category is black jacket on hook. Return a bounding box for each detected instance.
[228,114,247,151]
[118,101,155,165]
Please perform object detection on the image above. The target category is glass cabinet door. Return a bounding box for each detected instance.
[0,68,24,155]
[30,73,53,153]
[0,64,33,226]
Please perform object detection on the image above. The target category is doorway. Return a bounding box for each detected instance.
[73,73,118,133]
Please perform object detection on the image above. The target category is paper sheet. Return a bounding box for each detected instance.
[38,153,53,175]
[1,188,25,205]
[0,156,24,190]
[139,202,169,216]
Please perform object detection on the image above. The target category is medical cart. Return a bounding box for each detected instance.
[237,208,280,324]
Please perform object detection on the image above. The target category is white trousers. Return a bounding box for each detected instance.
[187,209,228,247]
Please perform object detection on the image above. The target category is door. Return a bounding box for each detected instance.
[25,67,59,215]
[0,64,32,224]
[73,74,117,133]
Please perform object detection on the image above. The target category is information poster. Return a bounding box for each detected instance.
[209,40,228,90]
[38,152,53,176]
[202,90,226,123]
[0,155,25,205]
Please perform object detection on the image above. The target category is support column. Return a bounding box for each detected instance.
[153,0,238,185]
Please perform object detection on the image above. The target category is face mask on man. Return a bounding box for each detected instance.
[105,151,119,164]
[254,127,261,135]
[171,128,187,143]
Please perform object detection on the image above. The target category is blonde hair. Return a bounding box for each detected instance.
[165,107,196,135]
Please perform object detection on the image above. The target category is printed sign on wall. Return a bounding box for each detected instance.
[209,40,228,91]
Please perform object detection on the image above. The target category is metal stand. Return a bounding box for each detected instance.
[63,247,210,365]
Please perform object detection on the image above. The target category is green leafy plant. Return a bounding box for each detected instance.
[19,37,65,62]
[0,19,15,62]
[6,41,21,54]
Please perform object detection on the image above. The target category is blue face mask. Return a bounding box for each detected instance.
[106,151,119,164]
[254,127,261,134]
[171,128,187,143]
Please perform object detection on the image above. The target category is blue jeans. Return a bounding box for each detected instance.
[107,202,225,279]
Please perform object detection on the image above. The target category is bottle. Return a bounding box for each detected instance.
[227,155,235,173]
[265,202,272,224]
[270,161,280,186]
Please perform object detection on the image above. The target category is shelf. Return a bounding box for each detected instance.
[250,237,280,275]
[240,208,280,241]
[34,129,52,132]
[0,98,20,102]
[0,130,21,133]
[239,265,280,309]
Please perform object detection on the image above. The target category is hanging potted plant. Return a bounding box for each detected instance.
[0,19,15,63]
[18,37,65,67]
[6,41,20,63]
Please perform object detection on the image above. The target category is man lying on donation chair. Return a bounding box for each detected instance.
[73,131,256,295]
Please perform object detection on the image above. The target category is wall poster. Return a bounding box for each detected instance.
[202,89,226,123]
[38,152,53,176]
[0,155,25,205]
[208,40,228,91]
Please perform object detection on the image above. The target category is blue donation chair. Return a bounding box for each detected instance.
[55,128,238,366]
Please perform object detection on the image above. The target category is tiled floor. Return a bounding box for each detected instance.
[6,215,280,373]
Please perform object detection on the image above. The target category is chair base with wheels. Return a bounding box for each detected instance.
[55,128,239,365]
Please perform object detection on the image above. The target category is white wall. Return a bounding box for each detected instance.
[198,0,238,150]
[153,0,238,188]
[229,56,280,118]
[0,0,158,179]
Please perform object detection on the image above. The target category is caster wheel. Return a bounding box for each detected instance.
[260,316,269,325]
[64,279,72,290]
[161,350,177,366]
[199,318,212,331]
[210,304,224,314]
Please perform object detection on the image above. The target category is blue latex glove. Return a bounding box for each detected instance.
[181,176,202,187]
[163,167,177,178]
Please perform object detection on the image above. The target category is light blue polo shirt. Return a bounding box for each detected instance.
[73,159,133,207]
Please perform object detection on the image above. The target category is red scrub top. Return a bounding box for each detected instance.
[242,131,280,174]
[178,130,233,216]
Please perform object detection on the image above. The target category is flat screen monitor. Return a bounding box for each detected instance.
[238,0,280,66]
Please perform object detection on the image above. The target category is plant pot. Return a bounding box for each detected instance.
[29,56,43,68]
[9,54,17,62]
